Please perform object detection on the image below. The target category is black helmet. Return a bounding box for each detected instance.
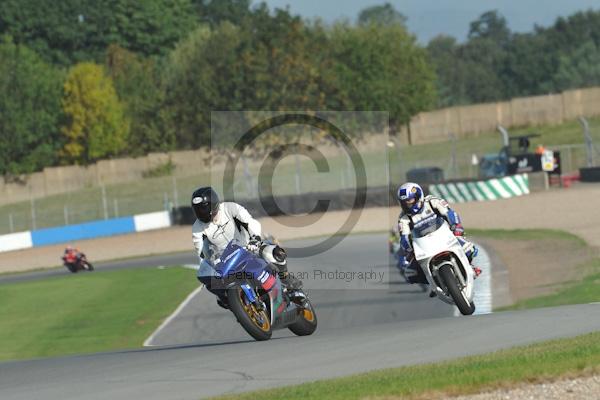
[191,187,220,223]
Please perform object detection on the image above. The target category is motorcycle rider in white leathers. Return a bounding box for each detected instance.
[191,187,302,309]
[394,182,481,287]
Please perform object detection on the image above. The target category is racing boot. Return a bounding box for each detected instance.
[275,264,306,306]
[460,239,482,279]
[468,247,481,278]
[216,295,229,310]
[280,270,303,291]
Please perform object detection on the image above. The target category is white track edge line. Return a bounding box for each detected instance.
[143,285,204,347]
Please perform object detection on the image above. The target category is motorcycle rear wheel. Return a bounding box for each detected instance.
[438,264,475,315]
[227,287,272,341]
[288,298,318,336]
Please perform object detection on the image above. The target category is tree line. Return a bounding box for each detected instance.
[428,10,600,106]
[1,1,599,176]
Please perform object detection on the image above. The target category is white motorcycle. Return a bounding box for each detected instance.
[412,216,476,315]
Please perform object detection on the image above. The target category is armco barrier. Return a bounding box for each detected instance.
[30,217,136,247]
[428,174,529,203]
[133,211,172,232]
[0,211,171,253]
[0,231,33,253]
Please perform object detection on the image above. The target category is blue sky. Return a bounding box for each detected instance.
[261,0,600,43]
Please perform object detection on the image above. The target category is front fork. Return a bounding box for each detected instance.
[430,259,467,299]
[239,283,268,312]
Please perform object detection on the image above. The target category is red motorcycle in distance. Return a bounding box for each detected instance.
[62,247,94,273]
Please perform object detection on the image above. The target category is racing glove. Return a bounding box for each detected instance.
[246,235,262,253]
[451,223,465,237]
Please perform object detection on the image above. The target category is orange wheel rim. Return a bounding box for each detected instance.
[303,308,315,322]
[239,289,270,332]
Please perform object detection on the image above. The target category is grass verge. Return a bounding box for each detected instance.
[501,258,600,311]
[471,228,599,309]
[0,267,197,361]
[470,228,588,247]
[213,331,600,400]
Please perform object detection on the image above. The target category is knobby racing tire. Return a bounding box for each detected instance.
[288,297,318,336]
[438,264,475,315]
[227,286,272,341]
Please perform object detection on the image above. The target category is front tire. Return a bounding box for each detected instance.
[438,264,475,315]
[288,298,318,336]
[227,287,272,341]
[85,262,94,271]
[66,264,77,273]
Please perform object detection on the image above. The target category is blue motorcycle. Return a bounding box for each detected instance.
[213,241,317,341]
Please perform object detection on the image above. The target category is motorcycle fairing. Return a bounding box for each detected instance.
[412,217,474,303]
[216,241,301,329]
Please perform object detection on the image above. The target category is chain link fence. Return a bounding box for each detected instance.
[0,144,386,234]
[2,118,599,235]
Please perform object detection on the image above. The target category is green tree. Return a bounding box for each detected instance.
[106,45,173,154]
[468,10,511,44]
[192,0,253,26]
[551,41,600,91]
[358,2,407,27]
[428,10,512,106]
[503,32,555,97]
[459,37,508,103]
[0,0,198,65]
[330,23,436,130]
[60,62,129,164]
[104,0,198,57]
[163,8,337,149]
[163,23,239,148]
[427,35,470,106]
[0,36,64,176]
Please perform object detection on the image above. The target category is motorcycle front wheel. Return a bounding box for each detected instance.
[65,264,77,273]
[438,264,475,315]
[227,287,272,341]
[288,297,318,336]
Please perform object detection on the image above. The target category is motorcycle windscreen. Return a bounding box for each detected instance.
[215,241,269,281]
[412,218,459,261]
[215,242,249,277]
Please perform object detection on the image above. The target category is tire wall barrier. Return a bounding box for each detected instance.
[428,174,530,203]
[171,175,530,226]
[579,167,600,182]
[0,211,171,253]
[171,186,397,225]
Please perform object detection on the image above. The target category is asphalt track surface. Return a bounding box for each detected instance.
[1,234,599,400]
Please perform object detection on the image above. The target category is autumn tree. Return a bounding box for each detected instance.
[60,62,129,164]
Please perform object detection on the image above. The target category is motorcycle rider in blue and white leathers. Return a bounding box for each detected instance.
[191,186,303,309]
[394,182,481,287]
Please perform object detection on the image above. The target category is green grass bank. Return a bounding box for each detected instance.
[0,267,197,361]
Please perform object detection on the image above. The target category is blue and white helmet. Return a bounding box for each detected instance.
[396,182,424,215]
